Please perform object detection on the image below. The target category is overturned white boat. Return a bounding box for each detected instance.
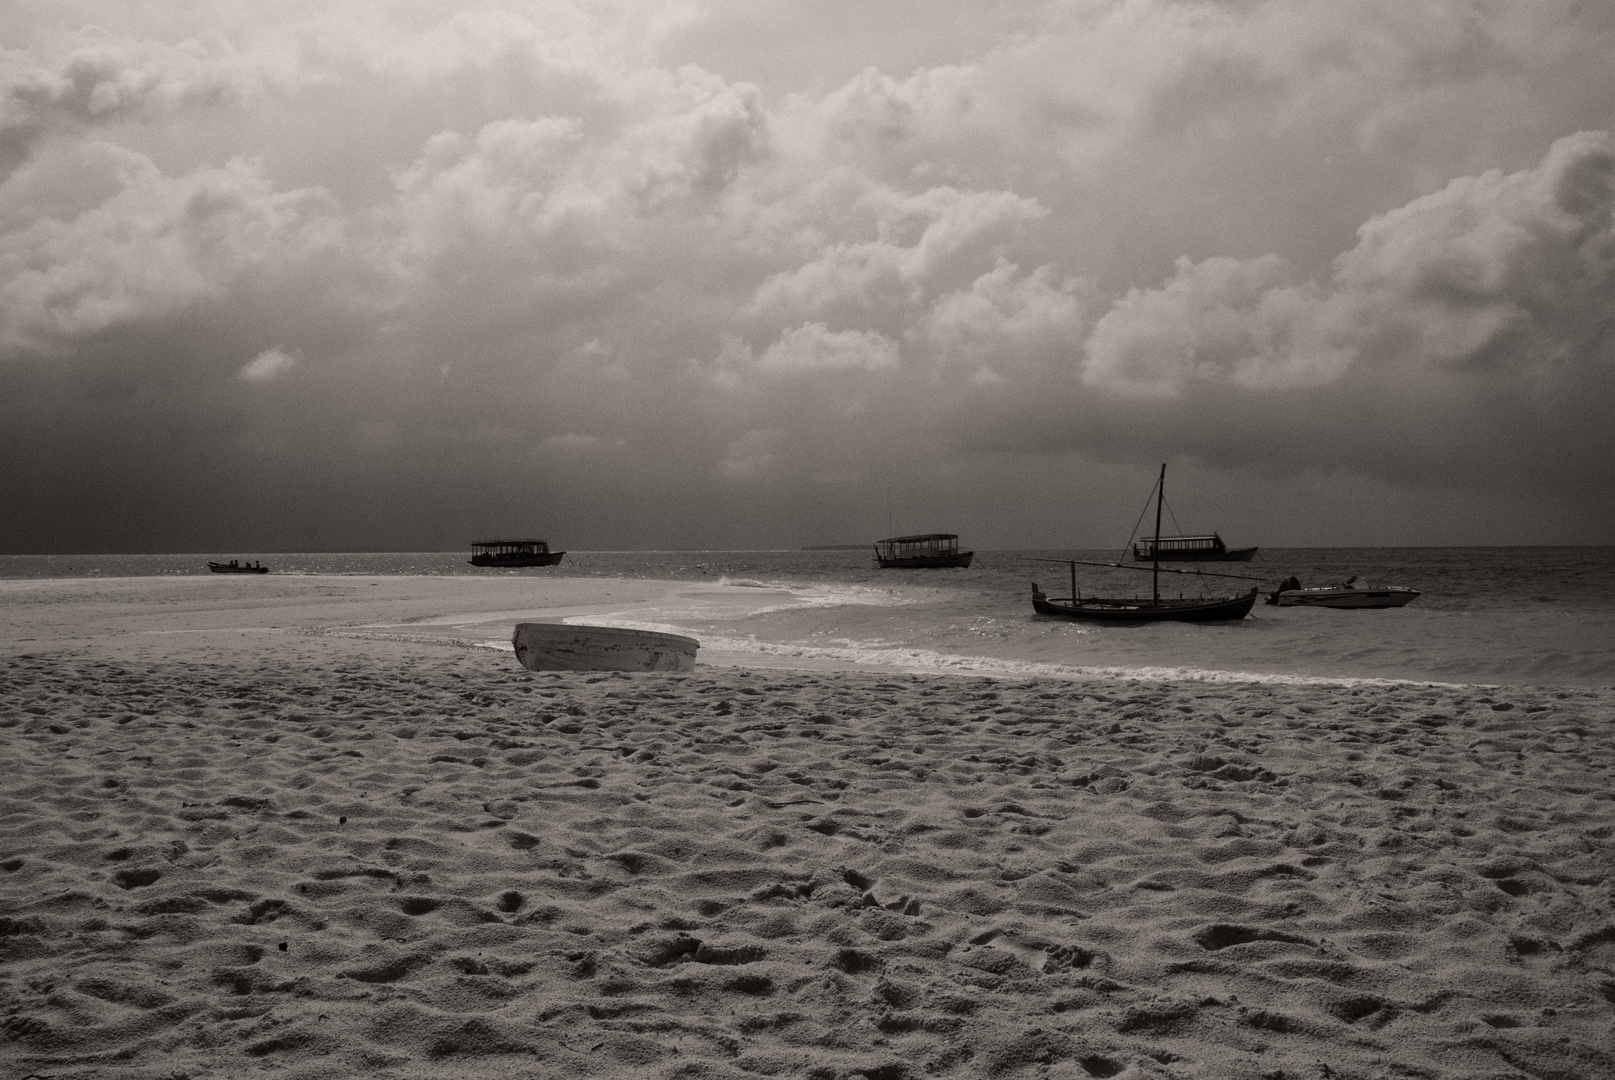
[511,623,699,672]
[1266,576,1420,609]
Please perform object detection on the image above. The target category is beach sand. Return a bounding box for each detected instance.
[2,576,1612,1079]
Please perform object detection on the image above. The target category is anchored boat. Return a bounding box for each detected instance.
[1132,533,1257,562]
[469,539,565,567]
[874,533,973,569]
[208,560,268,574]
[1266,576,1420,608]
[1032,581,1259,623]
[1031,464,1261,624]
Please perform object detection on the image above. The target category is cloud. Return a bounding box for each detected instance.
[1334,129,1615,373]
[541,431,619,452]
[717,427,780,480]
[744,185,1046,323]
[1081,130,1615,398]
[4,1,1615,551]
[758,321,898,374]
[0,34,251,175]
[1082,255,1350,396]
[238,345,299,382]
[918,259,1089,370]
[0,153,343,356]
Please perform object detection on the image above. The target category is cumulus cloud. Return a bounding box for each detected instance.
[238,345,299,382]
[745,185,1046,322]
[0,153,343,356]
[1082,131,1615,398]
[918,259,1089,370]
[0,34,251,174]
[758,322,898,374]
[1082,255,1349,395]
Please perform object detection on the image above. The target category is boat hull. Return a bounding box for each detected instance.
[511,623,699,672]
[470,552,565,567]
[207,562,268,574]
[1032,587,1259,623]
[877,552,974,569]
[1132,547,1258,562]
[1268,587,1419,609]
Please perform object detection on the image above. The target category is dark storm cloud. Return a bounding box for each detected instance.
[2,1,1614,551]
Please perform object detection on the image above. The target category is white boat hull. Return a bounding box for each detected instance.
[511,623,699,672]
[1270,587,1419,609]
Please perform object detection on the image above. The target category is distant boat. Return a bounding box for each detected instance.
[511,623,698,672]
[469,540,565,567]
[1266,576,1420,608]
[874,533,974,568]
[1132,533,1257,562]
[1031,464,1260,623]
[208,560,268,574]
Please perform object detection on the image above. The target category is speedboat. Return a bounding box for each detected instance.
[1266,576,1419,608]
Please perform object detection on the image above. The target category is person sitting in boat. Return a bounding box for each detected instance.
[1278,576,1300,593]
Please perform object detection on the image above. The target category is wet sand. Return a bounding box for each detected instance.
[2,576,1612,1079]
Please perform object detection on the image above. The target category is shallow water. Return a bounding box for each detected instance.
[5,547,1611,687]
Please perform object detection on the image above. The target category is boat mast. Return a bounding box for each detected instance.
[1152,463,1165,605]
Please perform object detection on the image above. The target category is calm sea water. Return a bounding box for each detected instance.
[2,548,1611,688]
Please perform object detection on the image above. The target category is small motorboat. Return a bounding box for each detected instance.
[1266,576,1419,608]
[208,560,268,574]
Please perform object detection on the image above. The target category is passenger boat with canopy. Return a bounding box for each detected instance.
[469,540,566,567]
[1132,533,1257,562]
[874,533,974,569]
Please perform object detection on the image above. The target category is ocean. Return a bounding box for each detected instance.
[3,547,1611,688]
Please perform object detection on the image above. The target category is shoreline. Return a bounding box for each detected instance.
[4,572,1607,693]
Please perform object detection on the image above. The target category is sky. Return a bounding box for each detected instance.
[2,0,1613,554]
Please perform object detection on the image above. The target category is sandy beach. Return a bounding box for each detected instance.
[2,575,1612,1079]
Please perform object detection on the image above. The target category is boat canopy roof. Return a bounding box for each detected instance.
[472,539,550,550]
[1136,534,1225,550]
[874,533,963,558]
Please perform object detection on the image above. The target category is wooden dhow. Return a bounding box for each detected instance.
[1031,464,1261,624]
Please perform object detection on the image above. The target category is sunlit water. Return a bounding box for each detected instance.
[4,547,1611,688]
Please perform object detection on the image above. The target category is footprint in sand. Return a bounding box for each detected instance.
[968,929,1098,974]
